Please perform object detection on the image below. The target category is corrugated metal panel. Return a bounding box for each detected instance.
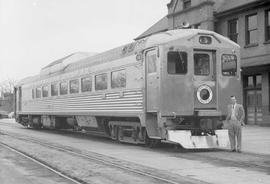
[21,89,143,114]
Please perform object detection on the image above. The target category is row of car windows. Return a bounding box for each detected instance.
[147,51,237,76]
[32,69,126,99]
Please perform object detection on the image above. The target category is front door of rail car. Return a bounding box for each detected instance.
[145,49,160,112]
[160,48,194,116]
[193,50,217,109]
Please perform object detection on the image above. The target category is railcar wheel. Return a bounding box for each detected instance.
[146,139,161,148]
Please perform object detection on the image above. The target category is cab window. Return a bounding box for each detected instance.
[167,51,187,74]
[194,53,210,75]
[222,54,237,76]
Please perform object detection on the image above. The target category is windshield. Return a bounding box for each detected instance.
[194,53,210,76]
[222,54,237,76]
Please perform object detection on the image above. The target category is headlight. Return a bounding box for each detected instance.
[197,85,213,104]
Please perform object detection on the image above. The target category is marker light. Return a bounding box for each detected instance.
[199,36,212,44]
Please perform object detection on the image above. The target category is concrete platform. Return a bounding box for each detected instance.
[222,120,270,155]
[241,125,270,155]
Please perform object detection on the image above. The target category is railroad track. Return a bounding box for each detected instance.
[0,142,84,184]
[1,121,270,173]
[0,130,208,184]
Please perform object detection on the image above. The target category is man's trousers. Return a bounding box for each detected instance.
[228,120,242,151]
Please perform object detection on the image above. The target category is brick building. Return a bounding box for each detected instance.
[136,0,270,126]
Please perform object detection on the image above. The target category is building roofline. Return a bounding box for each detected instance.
[134,16,168,40]
[215,0,270,18]
[167,1,215,18]
[135,29,168,40]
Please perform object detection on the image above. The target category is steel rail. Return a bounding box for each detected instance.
[0,130,206,184]
[0,142,85,184]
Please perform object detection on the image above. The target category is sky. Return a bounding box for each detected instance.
[0,0,169,82]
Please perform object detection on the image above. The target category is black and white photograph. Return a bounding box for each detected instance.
[0,0,270,183]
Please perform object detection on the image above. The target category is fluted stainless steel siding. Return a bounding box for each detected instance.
[21,89,143,115]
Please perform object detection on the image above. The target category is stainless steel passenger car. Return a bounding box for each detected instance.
[15,29,241,149]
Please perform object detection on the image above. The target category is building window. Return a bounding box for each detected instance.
[60,81,68,95]
[245,75,262,88]
[69,79,79,94]
[42,85,49,97]
[246,14,258,45]
[81,77,92,92]
[228,19,238,43]
[248,76,254,87]
[111,70,126,89]
[265,10,270,41]
[95,73,108,91]
[36,87,41,98]
[51,83,58,96]
[256,75,262,88]
[167,51,187,74]
[183,0,191,9]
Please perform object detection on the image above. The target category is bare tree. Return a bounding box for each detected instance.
[0,78,17,94]
[0,78,17,113]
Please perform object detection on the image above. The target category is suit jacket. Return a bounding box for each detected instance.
[226,103,245,123]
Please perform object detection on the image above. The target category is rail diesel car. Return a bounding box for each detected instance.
[14,29,241,149]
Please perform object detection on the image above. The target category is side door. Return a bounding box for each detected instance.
[17,86,22,112]
[160,47,193,116]
[145,49,160,112]
[193,50,217,109]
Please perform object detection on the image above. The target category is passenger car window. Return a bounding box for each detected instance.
[81,77,92,92]
[51,83,58,96]
[194,54,210,75]
[111,70,126,88]
[60,81,68,95]
[42,85,49,97]
[222,54,237,76]
[32,89,35,99]
[36,87,41,98]
[69,79,79,94]
[95,73,108,91]
[167,51,187,74]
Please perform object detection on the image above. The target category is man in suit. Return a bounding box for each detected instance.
[226,96,245,153]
